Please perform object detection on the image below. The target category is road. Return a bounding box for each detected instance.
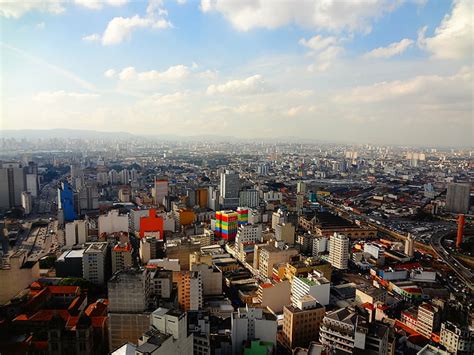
[430,231,474,291]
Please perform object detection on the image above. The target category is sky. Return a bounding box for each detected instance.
[0,0,472,147]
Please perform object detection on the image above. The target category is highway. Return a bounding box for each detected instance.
[430,231,474,291]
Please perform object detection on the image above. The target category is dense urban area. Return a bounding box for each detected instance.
[0,136,472,355]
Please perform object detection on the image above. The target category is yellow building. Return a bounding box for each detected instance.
[285,258,333,282]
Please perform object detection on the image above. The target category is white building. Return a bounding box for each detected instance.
[82,242,108,285]
[65,220,88,246]
[291,271,330,306]
[312,236,328,256]
[98,209,129,235]
[21,191,32,215]
[328,233,349,270]
[191,262,222,296]
[231,306,277,355]
[148,258,181,272]
[239,189,260,208]
[440,321,474,355]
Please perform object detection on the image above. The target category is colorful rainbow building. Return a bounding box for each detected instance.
[237,207,249,225]
[215,210,239,241]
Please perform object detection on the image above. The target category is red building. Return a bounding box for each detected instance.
[139,209,164,239]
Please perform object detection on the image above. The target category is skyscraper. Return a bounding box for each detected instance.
[328,233,349,270]
[0,162,27,209]
[154,177,169,206]
[219,170,240,209]
[58,181,77,222]
[446,183,471,214]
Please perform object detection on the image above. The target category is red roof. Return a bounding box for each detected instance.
[85,300,108,317]
[361,302,374,311]
[260,283,273,289]
[48,286,80,294]
[113,243,132,252]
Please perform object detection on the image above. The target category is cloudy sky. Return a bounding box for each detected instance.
[1,0,472,146]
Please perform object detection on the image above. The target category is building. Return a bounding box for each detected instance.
[440,321,474,354]
[112,242,133,273]
[355,285,387,305]
[275,223,295,244]
[82,242,108,285]
[55,249,85,278]
[328,233,349,270]
[77,182,99,214]
[297,181,307,194]
[154,177,169,206]
[258,243,298,278]
[140,236,159,263]
[0,162,27,209]
[215,210,239,241]
[239,189,260,208]
[150,268,173,299]
[58,181,77,222]
[191,263,222,296]
[416,345,450,355]
[98,209,129,236]
[175,271,203,311]
[312,236,328,256]
[282,295,325,350]
[21,191,32,215]
[231,306,277,355]
[319,307,368,354]
[405,234,415,258]
[65,220,88,246]
[284,258,333,282]
[237,207,249,225]
[133,308,194,355]
[139,209,164,239]
[256,280,291,313]
[108,268,152,351]
[0,250,40,304]
[446,183,470,214]
[416,302,440,338]
[219,170,240,209]
[291,271,330,306]
[118,186,131,203]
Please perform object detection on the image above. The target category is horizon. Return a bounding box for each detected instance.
[1,0,472,147]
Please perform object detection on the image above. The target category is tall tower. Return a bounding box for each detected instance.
[405,233,415,258]
[328,233,349,270]
[219,170,240,209]
[456,214,465,248]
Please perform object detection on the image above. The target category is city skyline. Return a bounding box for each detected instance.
[1,0,473,146]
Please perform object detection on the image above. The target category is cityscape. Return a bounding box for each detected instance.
[0,1,473,355]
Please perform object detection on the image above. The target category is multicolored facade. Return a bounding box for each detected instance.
[237,207,249,226]
[215,210,238,241]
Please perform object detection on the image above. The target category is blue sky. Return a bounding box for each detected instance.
[0,0,472,146]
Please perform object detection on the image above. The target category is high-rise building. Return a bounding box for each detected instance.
[0,162,27,209]
[328,233,349,270]
[82,242,108,285]
[231,306,277,355]
[175,271,203,311]
[219,170,240,209]
[21,191,32,215]
[239,189,260,208]
[154,177,169,206]
[275,223,295,244]
[65,220,88,246]
[108,268,152,351]
[140,236,158,263]
[139,209,164,239]
[191,262,222,296]
[58,181,77,222]
[77,182,99,214]
[98,209,129,236]
[258,243,298,278]
[119,169,130,185]
[416,302,440,338]
[297,181,307,194]
[111,242,133,273]
[319,308,368,354]
[446,183,471,214]
[291,271,330,306]
[282,295,325,350]
[405,233,415,258]
[215,210,238,241]
[108,169,118,184]
[440,321,474,354]
[237,207,249,225]
[25,163,39,198]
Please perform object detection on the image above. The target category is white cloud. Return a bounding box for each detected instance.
[74,0,128,10]
[104,69,116,78]
[286,106,305,117]
[33,91,99,103]
[422,0,473,60]
[364,38,414,59]
[207,75,268,95]
[116,65,190,81]
[197,69,219,80]
[200,0,400,33]
[299,34,344,72]
[0,0,65,18]
[82,33,101,42]
[334,66,472,104]
[36,22,46,30]
[102,14,171,45]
